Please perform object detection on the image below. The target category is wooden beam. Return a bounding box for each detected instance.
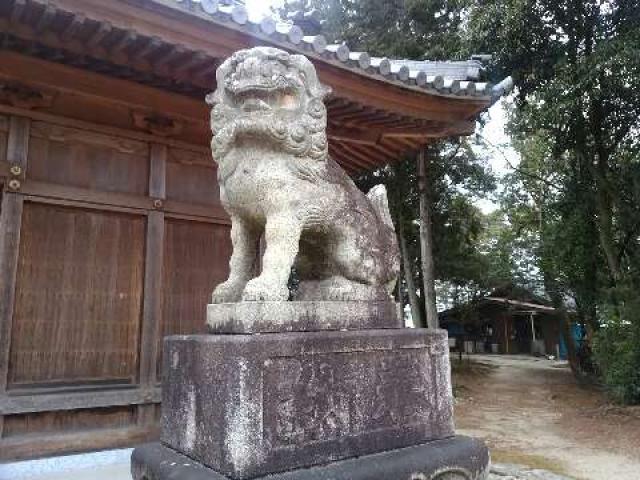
[0,117,29,395]
[149,143,167,199]
[0,18,208,91]
[138,144,166,428]
[0,116,29,436]
[328,121,475,146]
[0,52,208,127]
[342,142,390,167]
[0,101,210,153]
[0,425,159,462]
[50,0,240,58]
[327,124,380,146]
[17,179,228,222]
[0,387,161,415]
[19,180,154,212]
[330,141,377,170]
[0,192,24,399]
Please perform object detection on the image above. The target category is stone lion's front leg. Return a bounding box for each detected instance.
[212,216,259,303]
[242,215,302,302]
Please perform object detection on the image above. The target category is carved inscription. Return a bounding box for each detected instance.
[263,348,441,447]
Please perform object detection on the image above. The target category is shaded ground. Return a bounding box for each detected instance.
[453,354,640,480]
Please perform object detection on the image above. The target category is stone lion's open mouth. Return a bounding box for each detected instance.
[233,86,300,112]
[236,88,273,112]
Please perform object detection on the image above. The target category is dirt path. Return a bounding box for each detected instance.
[453,355,640,480]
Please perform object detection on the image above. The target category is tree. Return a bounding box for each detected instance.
[466,0,640,387]
[274,0,499,327]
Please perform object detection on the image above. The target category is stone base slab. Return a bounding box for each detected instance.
[206,301,401,333]
[132,436,490,480]
[162,329,454,479]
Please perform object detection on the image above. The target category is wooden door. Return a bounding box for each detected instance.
[0,113,230,460]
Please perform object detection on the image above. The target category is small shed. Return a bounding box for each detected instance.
[439,286,563,357]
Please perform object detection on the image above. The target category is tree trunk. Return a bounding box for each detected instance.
[398,219,425,328]
[417,147,438,329]
[559,308,579,373]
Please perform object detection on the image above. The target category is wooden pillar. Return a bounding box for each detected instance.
[504,314,509,354]
[417,147,438,329]
[0,116,29,436]
[530,312,536,355]
[137,143,167,428]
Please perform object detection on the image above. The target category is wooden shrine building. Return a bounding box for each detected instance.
[0,0,511,460]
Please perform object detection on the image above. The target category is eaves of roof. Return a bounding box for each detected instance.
[151,0,514,102]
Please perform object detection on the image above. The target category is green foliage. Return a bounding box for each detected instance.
[593,295,640,404]
[277,2,640,399]
[466,0,640,396]
[277,0,471,59]
[353,139,497,304]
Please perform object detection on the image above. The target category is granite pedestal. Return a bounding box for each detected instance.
[132,302,489,480]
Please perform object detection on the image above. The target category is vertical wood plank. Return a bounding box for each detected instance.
[138,144,166,427]
[0,116,30,435]
[7,117,30,171]
[149,144,166,199]
[0,194,24,393]
[9,205,146,386]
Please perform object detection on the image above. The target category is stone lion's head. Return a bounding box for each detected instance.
[206,47,332,162]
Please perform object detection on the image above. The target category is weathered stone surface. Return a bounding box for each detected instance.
[161,329,455,479]
[133,436,489,480]
[206,46,400,307]
[206,300,401,333]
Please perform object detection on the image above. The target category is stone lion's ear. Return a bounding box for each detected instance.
[290,54,332,101]
[207,56,236,105]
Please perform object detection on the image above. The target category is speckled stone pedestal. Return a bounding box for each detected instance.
[132,304,489,480]
[132,435,490,480]
[207,301,402,333]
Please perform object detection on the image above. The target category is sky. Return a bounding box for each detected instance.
[244,0,520,213]
[246,0,280,18]
[474,97,520,212]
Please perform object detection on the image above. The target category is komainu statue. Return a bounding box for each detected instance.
[207,47,399,303]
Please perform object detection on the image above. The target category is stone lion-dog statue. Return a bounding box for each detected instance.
[207,47,399,303]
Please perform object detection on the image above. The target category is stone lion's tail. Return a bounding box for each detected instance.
[366,184,395,230]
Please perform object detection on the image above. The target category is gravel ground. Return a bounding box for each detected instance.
[1,456,571,480]
[455,354,640,480]
[490,463,575,479]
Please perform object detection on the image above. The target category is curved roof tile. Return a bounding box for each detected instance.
[165,0,513,103]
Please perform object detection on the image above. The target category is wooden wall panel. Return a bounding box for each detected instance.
[27,122,149,196]
[0,115,8,165]
[158,219,231,376]
[8,202,146,388]
[166,147,219,206]
[3,406,137,438]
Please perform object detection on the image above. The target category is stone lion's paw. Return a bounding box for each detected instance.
[211,281,243,304]
[242,278,289,302]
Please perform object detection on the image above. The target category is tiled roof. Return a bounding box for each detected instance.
[163,0,513,101]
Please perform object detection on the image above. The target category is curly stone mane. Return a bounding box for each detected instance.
[206,48,332,174]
